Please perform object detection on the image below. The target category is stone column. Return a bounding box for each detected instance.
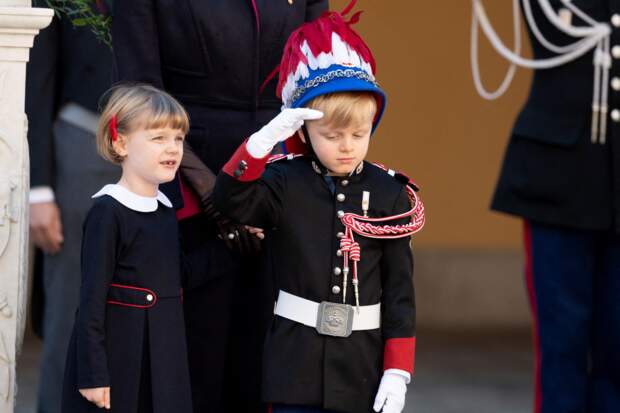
[0,1,52,410]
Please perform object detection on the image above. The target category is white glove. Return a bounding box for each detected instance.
[373,370,409,413]
[246,108,323,158]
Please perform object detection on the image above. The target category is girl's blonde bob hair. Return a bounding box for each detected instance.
[305,92,377,129]
[97,84,190,164]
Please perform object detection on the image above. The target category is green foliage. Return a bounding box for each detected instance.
[45,0,112,48]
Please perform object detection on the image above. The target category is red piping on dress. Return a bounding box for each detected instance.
[106,283,158,309]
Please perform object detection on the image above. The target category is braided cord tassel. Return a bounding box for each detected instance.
[339,185,425,311]
[349,234,361,313]
[340,235,351,304]
[340,228,362,309]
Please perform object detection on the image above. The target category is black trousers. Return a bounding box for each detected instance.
[181,214,274,413]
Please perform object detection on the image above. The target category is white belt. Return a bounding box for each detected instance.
[274,290,381,332]
[58,102,99,135]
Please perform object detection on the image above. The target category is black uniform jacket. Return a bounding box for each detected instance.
[492,0,620,232]
[112,0,328,188]
[62,193,191,413]
[214,147,416,413]
[26,0,112,188]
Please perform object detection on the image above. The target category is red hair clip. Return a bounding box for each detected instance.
[110,115,118,142]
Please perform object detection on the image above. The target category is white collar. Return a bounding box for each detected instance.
[92,184,172,212]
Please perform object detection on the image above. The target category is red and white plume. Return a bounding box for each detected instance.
[275,0,378,108]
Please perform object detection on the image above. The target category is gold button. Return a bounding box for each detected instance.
[612,109,620,122]
[612,14,620,28]
[612,77,620,91]
[612,46,620,59]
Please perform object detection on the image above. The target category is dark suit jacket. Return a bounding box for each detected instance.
[26,0,113,188]
[112,0,328,290]
[112,0,327,110]
[492,0,620,232]
[112,0,328,208]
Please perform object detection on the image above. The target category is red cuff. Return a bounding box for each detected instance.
[384,337,416,374]
[222,140,270,182]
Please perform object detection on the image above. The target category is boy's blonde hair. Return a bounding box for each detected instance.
[306,92,377,129]
[97,84,190,164]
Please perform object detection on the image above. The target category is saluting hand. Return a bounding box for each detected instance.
[246,108,323,158]
[79,386,111,410]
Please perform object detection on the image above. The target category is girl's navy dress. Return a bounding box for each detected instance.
[62,184,192,413]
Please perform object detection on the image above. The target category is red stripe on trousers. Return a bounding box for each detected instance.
[524,221,542,413]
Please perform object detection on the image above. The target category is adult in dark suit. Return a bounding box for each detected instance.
[26,1,118,412]
[112,1,328,412]
[492,1,620,411]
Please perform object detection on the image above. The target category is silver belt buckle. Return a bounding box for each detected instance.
[316,301,354,338]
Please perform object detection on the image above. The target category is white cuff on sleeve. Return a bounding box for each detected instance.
[29,186,55,204]
[384,368,412,384]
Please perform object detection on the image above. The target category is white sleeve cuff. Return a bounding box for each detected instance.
[29,186,55,204]
[384,368,412,384]
[246,134,273,159]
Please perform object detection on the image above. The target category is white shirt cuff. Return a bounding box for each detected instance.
[384,368,412,384]
[29,186,55,204]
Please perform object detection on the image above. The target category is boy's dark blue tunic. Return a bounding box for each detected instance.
[214,153,417,413]
[62,185,192,413]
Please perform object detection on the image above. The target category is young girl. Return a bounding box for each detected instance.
[61,84,192,412]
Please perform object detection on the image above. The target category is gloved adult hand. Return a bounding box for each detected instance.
[246,108,323,158]
[216,218,262,257]
[179,140,263,255]
[373,370,409,413]
[203,196,262,256]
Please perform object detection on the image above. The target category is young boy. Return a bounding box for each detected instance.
[214,4,425,413]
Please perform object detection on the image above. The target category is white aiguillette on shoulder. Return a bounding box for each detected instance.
[471,0,612,143]
[92,184,172,212]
